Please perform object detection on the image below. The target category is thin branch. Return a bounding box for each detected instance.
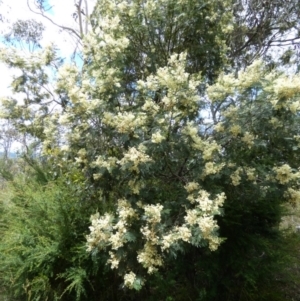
[76,0,83,38]
[84,0,88,35]
[27,0,82,40]
[268,37,300,44]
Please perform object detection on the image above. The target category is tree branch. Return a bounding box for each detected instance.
[75,0,83,38]
[27,0,82,40]
[84,0,89,35]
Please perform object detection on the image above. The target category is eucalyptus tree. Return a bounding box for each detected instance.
[229,0,300,70]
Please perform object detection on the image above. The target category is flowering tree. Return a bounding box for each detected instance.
[1,0,300,299]
[54,0,231,289]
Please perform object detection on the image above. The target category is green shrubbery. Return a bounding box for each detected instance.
[1,168,300,301]
[0,167,100,301]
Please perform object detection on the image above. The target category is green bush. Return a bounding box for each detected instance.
[0,171,110,301]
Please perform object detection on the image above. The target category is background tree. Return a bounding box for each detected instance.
[228,0,300,71]
[3,19,45,52]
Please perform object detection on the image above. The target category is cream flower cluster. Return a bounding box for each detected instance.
[285,188,300,205]
[86,213,114,252]
[87,188,225,287]
[103,112,147,134]
[238,60,265,90]
[151,131,165,143]
[214,122,225,132]
[207,60,300,129]
[230,167,242,186]
[245,167,257,182]
[84,15,129,60]
[273,164,300,184]
[57,64,80,95]
[86,198,136,256]
[182,123,203,150]
[202,162,225,177]
[206,73,236,102]
[118,147,153,173]
[182,123,221,160]
[92,156,118,175]
[202,140,222,161]
[273,75,300,100]
[123,271,137,289]
[138,53,200,116]
[144,204,163,224]
[137,242,163,274]
[184,188,226,250]
[184,181,200,193]
[138,203,164,273]
[241,132,255,148]
[230,167,257,185]
[185,188,225,212]
[128,179,144,195]
[230,125,241,137]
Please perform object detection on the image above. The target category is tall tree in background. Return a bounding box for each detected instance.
[3,19,45,51]
[229,0,300,69]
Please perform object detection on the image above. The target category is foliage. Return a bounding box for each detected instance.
[1,0,300,300]
[229,0,300,69]
[4,19,45,51]
[0,167,107,301]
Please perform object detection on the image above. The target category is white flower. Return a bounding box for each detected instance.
[241,132,255,147]
[124,271,136,289]
[137,242,163,274]
[61,145,69,152]
[108,251,120,269]
[177,226,191,242]
[118,147,152,173]
[231,168,242,186]
[230,125,241,137]
[151,131,165,143]
[184,182,199,193]
[273,164,294,184]
[144,204,163,224]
